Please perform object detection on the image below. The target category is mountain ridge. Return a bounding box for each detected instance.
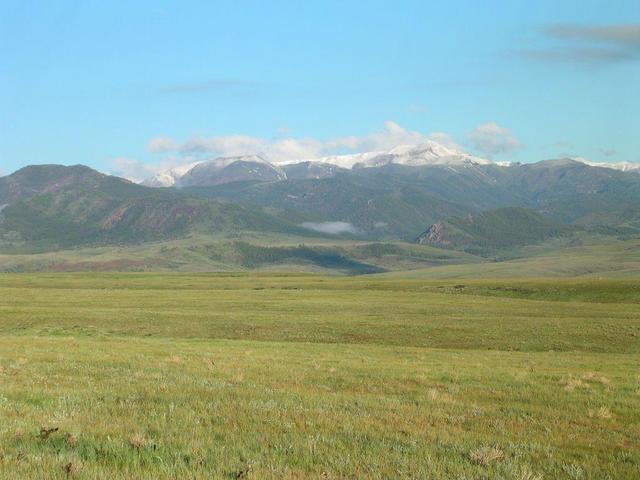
[139,137,639,188]
[2,158,640,258]
[0,164,305,250]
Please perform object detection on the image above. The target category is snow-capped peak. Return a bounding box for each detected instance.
[275,151,386,169]
[140,141,497,187]
[274,140,492,170]
[141,161,203,187]
[388,140,457,157]
[382,142,492,167]
[571,157,640,173]
[193,154,271,171]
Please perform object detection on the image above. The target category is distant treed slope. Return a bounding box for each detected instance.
[185,159,640,240]
[182,163,527,240]
[281,162,346,180]
[0,164,101,204]
[417,207,571,253]
[0,165,301,248]
[185,170,474,240]
[501,159,640,227]
[179,156,286,187]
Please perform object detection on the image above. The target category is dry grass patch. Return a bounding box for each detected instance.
[64,460,82,478]
[206,357,216,370]
[470,446,505,465]
[129,434,147,449]
[518,467,544,480]
[426,387,454,403]
[588,406,613,419]
[582,371,611,386]
[559,376,590,392]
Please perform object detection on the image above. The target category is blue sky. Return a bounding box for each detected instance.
[1,0,639,178]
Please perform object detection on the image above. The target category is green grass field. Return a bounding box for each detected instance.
[1,274,639,478]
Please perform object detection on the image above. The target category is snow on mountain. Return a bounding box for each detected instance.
[141,161,202,187]
[274,140,491,170]
[187,155,270,173]
[276,151,386,169]
[574,158,640,173]
[381,141,492,167]
[141,156,287,187]
[142,141,639,189]
[141,141,492,187]
[171,155,288,187]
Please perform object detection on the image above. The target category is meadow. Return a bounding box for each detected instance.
[0,274,639,478]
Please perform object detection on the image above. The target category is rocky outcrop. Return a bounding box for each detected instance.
[416,222,451,246]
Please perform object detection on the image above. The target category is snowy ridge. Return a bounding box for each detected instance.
[275,140,492,169]
[141,161,202,187]
[141,140,495,186]
[575,158,640,173]
[140,142,640,187]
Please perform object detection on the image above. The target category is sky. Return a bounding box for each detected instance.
[1,0,639,179]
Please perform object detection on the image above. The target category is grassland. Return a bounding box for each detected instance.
[0,233,478,274]
[0,274,639,478]
[384,236,640,279]
[3,233,640,280]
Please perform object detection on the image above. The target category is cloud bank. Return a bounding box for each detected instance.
[145,121,438,162]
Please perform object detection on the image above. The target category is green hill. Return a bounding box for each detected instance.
[0,165,302,250]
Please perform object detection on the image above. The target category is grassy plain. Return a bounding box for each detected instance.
[0,274,639,478]
[383,236,640,279]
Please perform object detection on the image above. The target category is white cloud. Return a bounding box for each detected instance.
[467,122,520,157]
[357,121,430,151]
[300,221,358,235]
[145,121,436,164]
[147,137,178,153]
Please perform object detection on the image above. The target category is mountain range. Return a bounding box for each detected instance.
[2,139,640,272]
[141,140,637,188]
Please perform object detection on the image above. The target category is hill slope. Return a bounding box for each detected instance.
[0,165,301,250]
[185,159,640,240]
[416,207,572,254]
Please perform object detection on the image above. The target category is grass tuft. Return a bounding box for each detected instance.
[582,371,611,386]
[588,406,613,419]
[129,434,147,450]
[469,446,505,465]
[63,460,82,478]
